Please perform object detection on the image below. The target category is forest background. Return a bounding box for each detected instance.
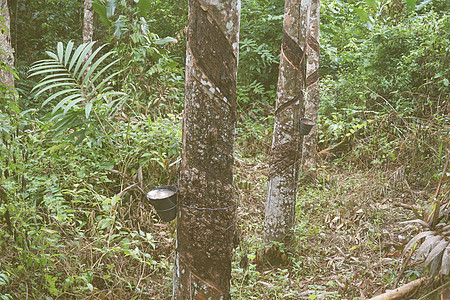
[0,0,449,298]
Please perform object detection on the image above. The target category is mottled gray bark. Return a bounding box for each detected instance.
[173,0,240,298]
[83,0,94,60]
[263,0,311,243]
[0,0,15,90]
[302,0,320,175]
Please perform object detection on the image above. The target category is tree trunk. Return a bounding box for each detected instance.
[83,0,94,61]
[263,0,311,244]
[83,0,94,44]
[0,0,15,90]
[172,0,240,298]
[302,0,320,176]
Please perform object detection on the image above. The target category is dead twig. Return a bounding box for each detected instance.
[394,202,421,220]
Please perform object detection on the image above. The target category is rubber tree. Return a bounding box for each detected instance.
[83,0,94,46]
[263,0,311,243]
[0,0,15,90]
[302,0,320,175]
[173,0,240,298]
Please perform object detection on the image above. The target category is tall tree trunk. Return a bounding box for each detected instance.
[263,0,311,243]
[0,0,15,90]
[173,0,240,298]
[302,0,320,176]
[83,0,94,59]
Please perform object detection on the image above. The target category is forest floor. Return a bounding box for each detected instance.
[2,122,448,299]
[230,155,430,299]
[143,151,444,299]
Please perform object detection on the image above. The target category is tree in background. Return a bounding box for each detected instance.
[172,0,240,298]
[83,0,94,57]
[0,0,15,91]
[302,0,320,176]
[263,0,311,243]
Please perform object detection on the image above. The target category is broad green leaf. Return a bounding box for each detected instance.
[77,44,108,82]
[64,41,74,66]
[45,51,58,60]
[43,91,81,107]
[137,0,152,17]
[29,41,125,138]
[92,0,111,26]
[52,95,78,113]
[28,68,67,78]
[50,110,69,123]
[29,62,64,73]
[63,98,85,114]
[406,0,416,12]
[30,74,71,90]
[73,42,96,77]
[52,108,84,123]
[69,43,89,72]
[98,217,113,230]
[34,82,76,98]
[154,36,177,45]
[33,73,71,81]
[85,101,93,119]
[81,52,115,87]
[30,59,60,67]
[111,195,119,207]
[29,62,62,73]
[57,42,64,63]
[32,77,75,92]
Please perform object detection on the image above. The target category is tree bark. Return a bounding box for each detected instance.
[302,0,320,176]
[0,0,15,90]
[83,0,94,61]
[263,0,311,244]
[173,0,240,298]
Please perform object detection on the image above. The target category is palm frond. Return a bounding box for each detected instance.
[28,41,127,140]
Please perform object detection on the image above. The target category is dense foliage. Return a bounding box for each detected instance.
[1,0,448,298]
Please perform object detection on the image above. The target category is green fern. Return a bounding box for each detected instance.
[29,41,126,142]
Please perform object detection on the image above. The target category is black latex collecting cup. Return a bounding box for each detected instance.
[146,185,178,222]
[299,118,315,136]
